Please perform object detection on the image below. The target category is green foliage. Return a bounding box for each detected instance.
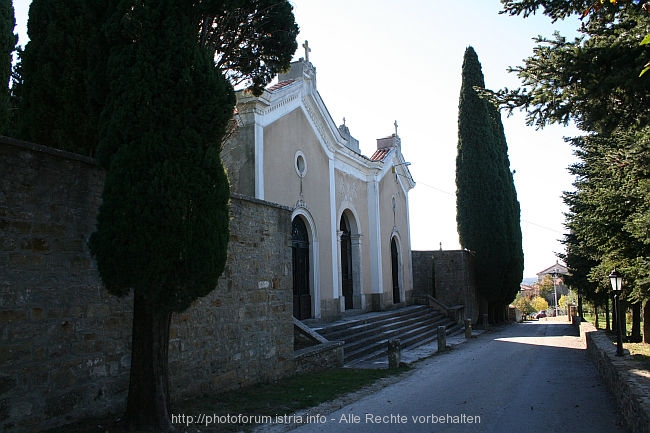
[498,1,650,134]
[14,0,107,154]
[0,0,15,134]
[198,0,299,96]
[456,46,524,312]
[559,290,578,310]
[563,127,650,303]
[16,0,298,156]
[530,295,549,312]
[534,274,554,298]
[90,0,235,314]
[513,293,536,316]
[500,0,650,307]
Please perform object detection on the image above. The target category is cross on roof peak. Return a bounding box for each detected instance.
[302,40,311,62]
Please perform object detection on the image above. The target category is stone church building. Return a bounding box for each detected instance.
[0,46,418,432]
[222,53,415,321]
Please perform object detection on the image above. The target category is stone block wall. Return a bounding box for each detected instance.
[432,250,479,324]
[169,193,294,397]
[0,137,294,432]
[411,251,434,296]
[411,250,479,324]
[0,138,131,432]
[583,323,650,433]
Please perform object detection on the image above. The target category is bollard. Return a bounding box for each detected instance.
[464,318,472,339]
[387,338,401,369]
[437,326,447,353]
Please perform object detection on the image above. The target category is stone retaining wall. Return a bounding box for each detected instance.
[412,250,479,324]
[582,322,650,433]
[0,137,294,432]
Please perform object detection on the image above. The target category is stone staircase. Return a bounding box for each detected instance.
[309,305,463,367]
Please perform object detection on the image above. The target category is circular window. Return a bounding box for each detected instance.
[295,151,307,177]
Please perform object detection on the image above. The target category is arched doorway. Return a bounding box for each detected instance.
[292,217,311,319]
[340,214,354,310]
[391,237,401,304]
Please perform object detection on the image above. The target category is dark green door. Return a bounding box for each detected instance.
[292,217,311,319]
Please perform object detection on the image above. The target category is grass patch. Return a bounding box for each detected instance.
[173,367,410,432]
[626,342,650,370]
[44,367,410,433]
[597,328,650,372]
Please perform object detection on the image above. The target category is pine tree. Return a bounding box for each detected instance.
[456,46,523,322]
[501,0,650,340]
[0,0,16,134]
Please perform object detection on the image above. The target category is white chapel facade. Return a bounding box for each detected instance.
[222,49,415,321]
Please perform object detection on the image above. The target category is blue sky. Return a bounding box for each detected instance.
[288,0,581,278]
[14,1,583,278]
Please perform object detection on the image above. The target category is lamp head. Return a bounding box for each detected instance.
[609,268,623,292]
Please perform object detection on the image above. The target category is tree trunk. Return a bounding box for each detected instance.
[577,289,583,319]
[479,296,489,329]
[594,304,599,329]
[631,302,641,343]
[125,291,174,432]
[643,299,650,344]
[605,297,611,331]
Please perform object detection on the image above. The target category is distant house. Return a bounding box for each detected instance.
[519,283,539,298]
[536,261,569,282]
[536,261,570,300]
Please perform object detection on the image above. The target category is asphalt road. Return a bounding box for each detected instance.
[286,319,627,433]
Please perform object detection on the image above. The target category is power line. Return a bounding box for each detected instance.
[414,181,566,236]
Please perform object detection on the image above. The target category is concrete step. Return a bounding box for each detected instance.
[345,318,461,366]
[313,305,431,339]
[310,305,462,366]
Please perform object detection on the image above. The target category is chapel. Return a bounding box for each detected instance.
[221,44,416,321]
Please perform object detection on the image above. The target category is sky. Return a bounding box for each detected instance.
[13,1,582,278]
[285,0,581,279]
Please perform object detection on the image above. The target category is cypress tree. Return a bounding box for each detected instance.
[14,0,107,155]
[89,1,234,429]
[456,46,523,322]
[0,0,16,134]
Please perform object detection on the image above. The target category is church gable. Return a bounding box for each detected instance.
[264,107,331,207]
[223,45,415,320]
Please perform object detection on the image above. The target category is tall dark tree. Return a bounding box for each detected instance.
[0,0,16,134]
[562,127,650,340]
[498,0,650,134]
[456,46,524,323]
[197,0,299,96]
[500,0,650,340]
[14,0,107,155]
[15,0,299,157]
[90,1,235,429]
[89,1,298,430]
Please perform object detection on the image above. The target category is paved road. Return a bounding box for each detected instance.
[286,320,627,433]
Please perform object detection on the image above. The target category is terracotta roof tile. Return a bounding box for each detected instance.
[267,79,295,92]
[370,148,391,161]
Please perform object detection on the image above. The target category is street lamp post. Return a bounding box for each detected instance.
[609,268,624,357]
[553,268,558,317]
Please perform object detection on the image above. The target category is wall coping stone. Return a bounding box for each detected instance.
[0,135,97,166]
[582,322,650,433]
[230,191,293,212]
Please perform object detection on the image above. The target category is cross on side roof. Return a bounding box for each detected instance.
[302,40,311,62]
